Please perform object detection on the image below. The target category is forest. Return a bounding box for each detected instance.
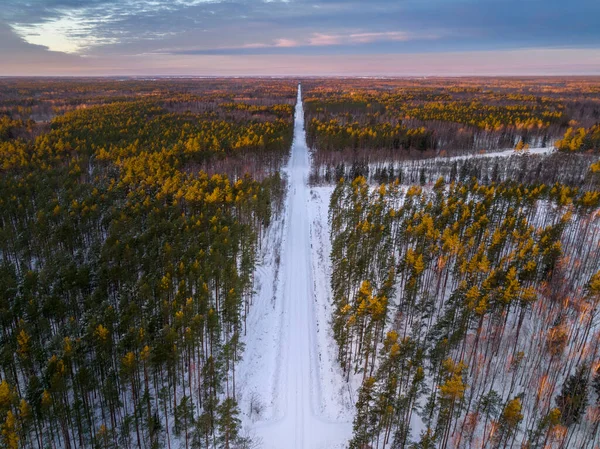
[312,78,600,448]
[1,77,600,449]
[0,78,296,449]
[329,176,600,448]
[302,78,600,168]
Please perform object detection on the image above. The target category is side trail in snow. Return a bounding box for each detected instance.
[237,85,352,448]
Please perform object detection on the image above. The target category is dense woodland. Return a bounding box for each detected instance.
[308,78,600,448]
[303,78,600,168]
[329,175,600,448]
[0,78,296,449]
[1,77,600,449]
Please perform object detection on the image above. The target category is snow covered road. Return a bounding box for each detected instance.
[238,84,352,448]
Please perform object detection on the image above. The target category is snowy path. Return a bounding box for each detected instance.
[429,145,555,161]
[366,146,556,170]
[238,85,352,448]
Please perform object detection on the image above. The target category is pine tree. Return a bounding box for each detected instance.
[476,390,501,447]
[1,411,19,449]
[217,398,240,449]
[593,366,600,402]
[495,396,523,449]
[530,407,562,449]
[555,364,589,427]
[349,377,376,449]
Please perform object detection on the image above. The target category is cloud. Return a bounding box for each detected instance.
[3,0,213,54]
[169,30,442,55]
[273,39,299,48]
[3,0,600,57]
[10,13,120,53]
[0,0,599,74]
[0,21,83,65]
[307,31,437,46]
[241,38,300,49]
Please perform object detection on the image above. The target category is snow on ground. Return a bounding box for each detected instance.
[373,146,556,170]
[235,199,286,421]
[308,185,357,421]
[430,145,555,162]
[237,85,353,449]
[235,89,562,448]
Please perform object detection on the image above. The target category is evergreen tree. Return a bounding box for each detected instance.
[217,398,241,449]
[349,377,376,449]
[555,364,589,427]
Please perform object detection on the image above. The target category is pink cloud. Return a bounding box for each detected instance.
[348,31,412,43]
[241,30,435,50]
[307,31,436,46]
[274,38,298,48]
[308,33,342,46]
[241,38,299,49]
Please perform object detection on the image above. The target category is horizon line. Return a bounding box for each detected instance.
[2,74,600,79]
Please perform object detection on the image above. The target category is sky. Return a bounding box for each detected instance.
[0,0,599,76]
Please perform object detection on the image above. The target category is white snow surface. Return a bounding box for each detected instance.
[236,85,353,448]
[367,146,556,172]
[431,145,555,161]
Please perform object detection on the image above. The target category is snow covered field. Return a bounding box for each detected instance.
[236,85,353,448]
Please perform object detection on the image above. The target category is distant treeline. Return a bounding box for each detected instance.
[302,77,600,166]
